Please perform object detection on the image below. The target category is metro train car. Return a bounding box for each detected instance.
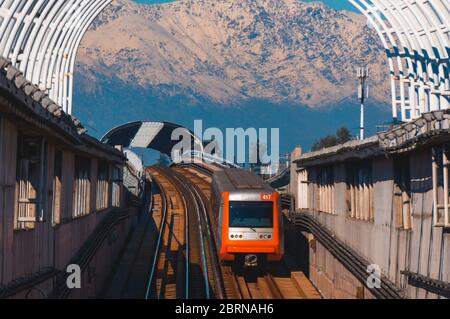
[211,168,284,268]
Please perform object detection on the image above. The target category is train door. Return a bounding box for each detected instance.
[217,198,224,249]
[277,194,285,258]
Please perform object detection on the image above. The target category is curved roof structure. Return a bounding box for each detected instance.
[0,0,112,114]
[101,121,204,157]
[267,167,290,189]
[0,0,448,123]
[349,0,450,122]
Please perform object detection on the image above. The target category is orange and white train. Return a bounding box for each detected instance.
[211,168,284,268]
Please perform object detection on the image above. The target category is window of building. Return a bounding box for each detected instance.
[96,161,109,211]
[315,165,334,214]
[52,150,62,226]
[15,136,43,230]
[393,156,412,229]
[346,160,374,222]
[73,156,91,218]
[432,146,450,227]
[111,166,122,208]
[297,169,309,210]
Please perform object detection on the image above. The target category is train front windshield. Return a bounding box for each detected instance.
[229,201,273,228]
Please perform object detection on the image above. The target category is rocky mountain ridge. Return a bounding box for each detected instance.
[76,0,390,108]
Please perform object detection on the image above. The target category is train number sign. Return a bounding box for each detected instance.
[260,194,273,201]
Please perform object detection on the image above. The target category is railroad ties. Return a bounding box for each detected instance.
[147,167,186,299]
[168,164,322,300]
[230,266,322,299]
[147,166,217,299]
[104,163,321,299]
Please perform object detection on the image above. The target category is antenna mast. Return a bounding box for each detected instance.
[357,66,369,140]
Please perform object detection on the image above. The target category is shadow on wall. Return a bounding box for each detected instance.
[284,216,310,276]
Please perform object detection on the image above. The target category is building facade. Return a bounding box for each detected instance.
[0,58,142,298]
[291,110,450,299]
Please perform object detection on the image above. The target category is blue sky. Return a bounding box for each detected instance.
[133,1,359,12]
[304,0,357,12]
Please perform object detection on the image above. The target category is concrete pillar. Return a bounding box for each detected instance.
[289,146,302,209]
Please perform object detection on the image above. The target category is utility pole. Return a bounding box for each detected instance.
[357,66,369,140]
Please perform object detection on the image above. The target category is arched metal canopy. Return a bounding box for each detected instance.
[0,0,112,114]
[349,0,450,121]
[0,0,449,122]
[101,121,204,157]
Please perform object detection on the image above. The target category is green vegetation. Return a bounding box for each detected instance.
[311,127,352,151]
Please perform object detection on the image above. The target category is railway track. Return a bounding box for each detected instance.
[173,164,322,300]
[230,266,321,299]
[145,167,187,299]
[169,168,225,299]
[101,163,320,300]
[146,166,224,299]
[173,166,241,299]
[232,273,283,299]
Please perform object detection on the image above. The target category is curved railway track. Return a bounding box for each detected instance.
[146,166,224,299]
[171,163,322,300]
[102,163,320,300]
[145,167,187,299]
[173,166,241,299]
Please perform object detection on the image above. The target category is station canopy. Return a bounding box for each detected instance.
[101,121,203,157]
[0,1,448,122]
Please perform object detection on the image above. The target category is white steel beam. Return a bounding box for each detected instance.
[350,0,450,121]
[0,0,448,122]
[0,0,112,114]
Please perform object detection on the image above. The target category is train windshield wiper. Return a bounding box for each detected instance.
[250,228,257,232]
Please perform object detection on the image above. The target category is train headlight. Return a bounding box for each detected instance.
[230,233,244,240]
[259,233,273,240]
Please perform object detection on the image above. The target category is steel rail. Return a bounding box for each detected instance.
[177,162,214,178]
[168,170,212,299]
[175,165,242,299]
[178,171,226,299]
[176,164,321,300]
[184,184,190,299]
[185,177,210,299]
[189,178,226,299]
[145,175,169,299]
[145,167,189,299]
